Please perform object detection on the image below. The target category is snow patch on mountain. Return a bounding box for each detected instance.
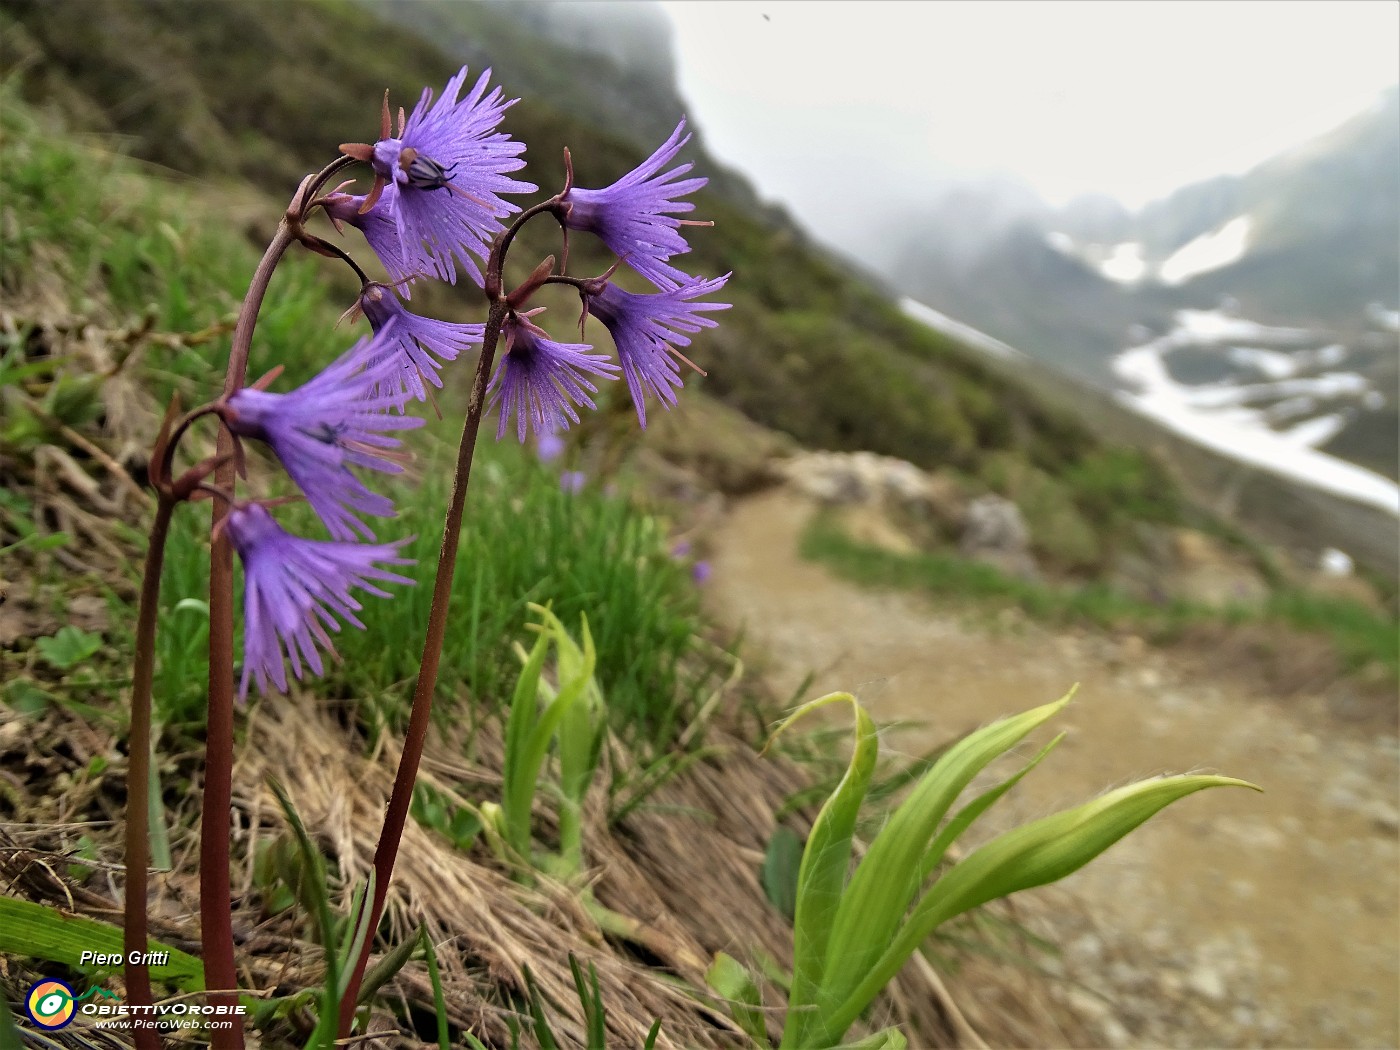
[1113,309,1398,514]
[1158,216,1252,285]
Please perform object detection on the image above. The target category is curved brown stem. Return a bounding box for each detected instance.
[123,494,176,1050]
[203,213,300,1050]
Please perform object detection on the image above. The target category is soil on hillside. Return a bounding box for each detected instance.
[705,489,1399,1050]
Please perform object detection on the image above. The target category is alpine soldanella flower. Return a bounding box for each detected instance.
[557,119,709,288]
[489,312,619,442]
[322,191,416,289]
[355,282,484,403]
[340,66,536,288]
[217,322,423,541]
[580,271,731,427]
[223,502,414,698]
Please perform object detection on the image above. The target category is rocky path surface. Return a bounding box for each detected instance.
[705,490,1399,1049]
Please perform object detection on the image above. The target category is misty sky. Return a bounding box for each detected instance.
[662,1,1399,243]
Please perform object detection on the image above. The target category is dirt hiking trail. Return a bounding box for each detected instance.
[706,490,1399,1049]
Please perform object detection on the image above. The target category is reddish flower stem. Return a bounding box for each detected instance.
[336,295,508,1035]
[123,493,176,1050]
[203,220,297,1050]
[198,160,351,1047]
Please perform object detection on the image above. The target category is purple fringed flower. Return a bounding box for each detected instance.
[221,323,424,541]
[357,282,483,402]
[582,274,731,427]
[560,119,708,287]
[488,315,618,442]
[225,503,414,698]
[560,470,587,494]
[363,66,536,287]
[324,192,416,289]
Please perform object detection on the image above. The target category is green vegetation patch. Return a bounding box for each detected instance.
[802,514,1398,683]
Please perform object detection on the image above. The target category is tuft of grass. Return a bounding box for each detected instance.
[153,444,716,750]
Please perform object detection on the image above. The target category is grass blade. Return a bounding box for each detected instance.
[356,927,421,1006]
[0,897,203,989]
[421,928,451,1050]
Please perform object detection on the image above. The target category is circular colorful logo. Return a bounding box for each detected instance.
[26,979,76,1029]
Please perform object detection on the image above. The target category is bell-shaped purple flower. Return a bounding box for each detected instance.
[323,192,416,289]
[367,66,536,288]
[582,274,730,427]
[559,119,708,288]
[488,314,618,442]
[357,282,483,402]
[221,323,423,541]
[225,503,414,698]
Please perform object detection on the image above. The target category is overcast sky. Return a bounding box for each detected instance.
[662,0,1399,238]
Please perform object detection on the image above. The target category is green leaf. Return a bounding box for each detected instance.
[764,692,878,1049]
[826,774,1260,1041]
[762,825,803,922]
[336,872,376,1000]
[500,627,552,857]
[35,625,103,670]
[420,928,452,1050]
[0,896,203,989]
[915,733,1064,886]
[3,679,54,716]
[568,954,607,1049]
[816,693,1072,1031]
[706,952,768,1045]
[522,965,559,1050]
[147,748,173,872]
[356,928,421,1007]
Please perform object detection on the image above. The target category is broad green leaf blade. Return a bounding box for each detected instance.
[35,625,103,670]
[501,629,552,855]
[706,952,768,1045]
[765,692,878,1049]
[827,774,1258,1043]
[915,733,1064,886]
[762,824,803,922]
[819,692,1072,1024]
[0,896,204,989]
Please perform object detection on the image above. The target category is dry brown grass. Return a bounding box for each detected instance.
[1,679,1094,1048]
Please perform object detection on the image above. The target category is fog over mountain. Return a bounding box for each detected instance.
[889,87,1400,487]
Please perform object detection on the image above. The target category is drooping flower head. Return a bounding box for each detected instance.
[488,314,619,442]
[343,66,536,288]
[220,322,423,541]
[356,282,484,403]
[323,192,416,289]
[582,273,731,427]
[225,503,414,698]
[559,119,708,288]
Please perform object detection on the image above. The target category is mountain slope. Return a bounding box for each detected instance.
[3,0,1195,574]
